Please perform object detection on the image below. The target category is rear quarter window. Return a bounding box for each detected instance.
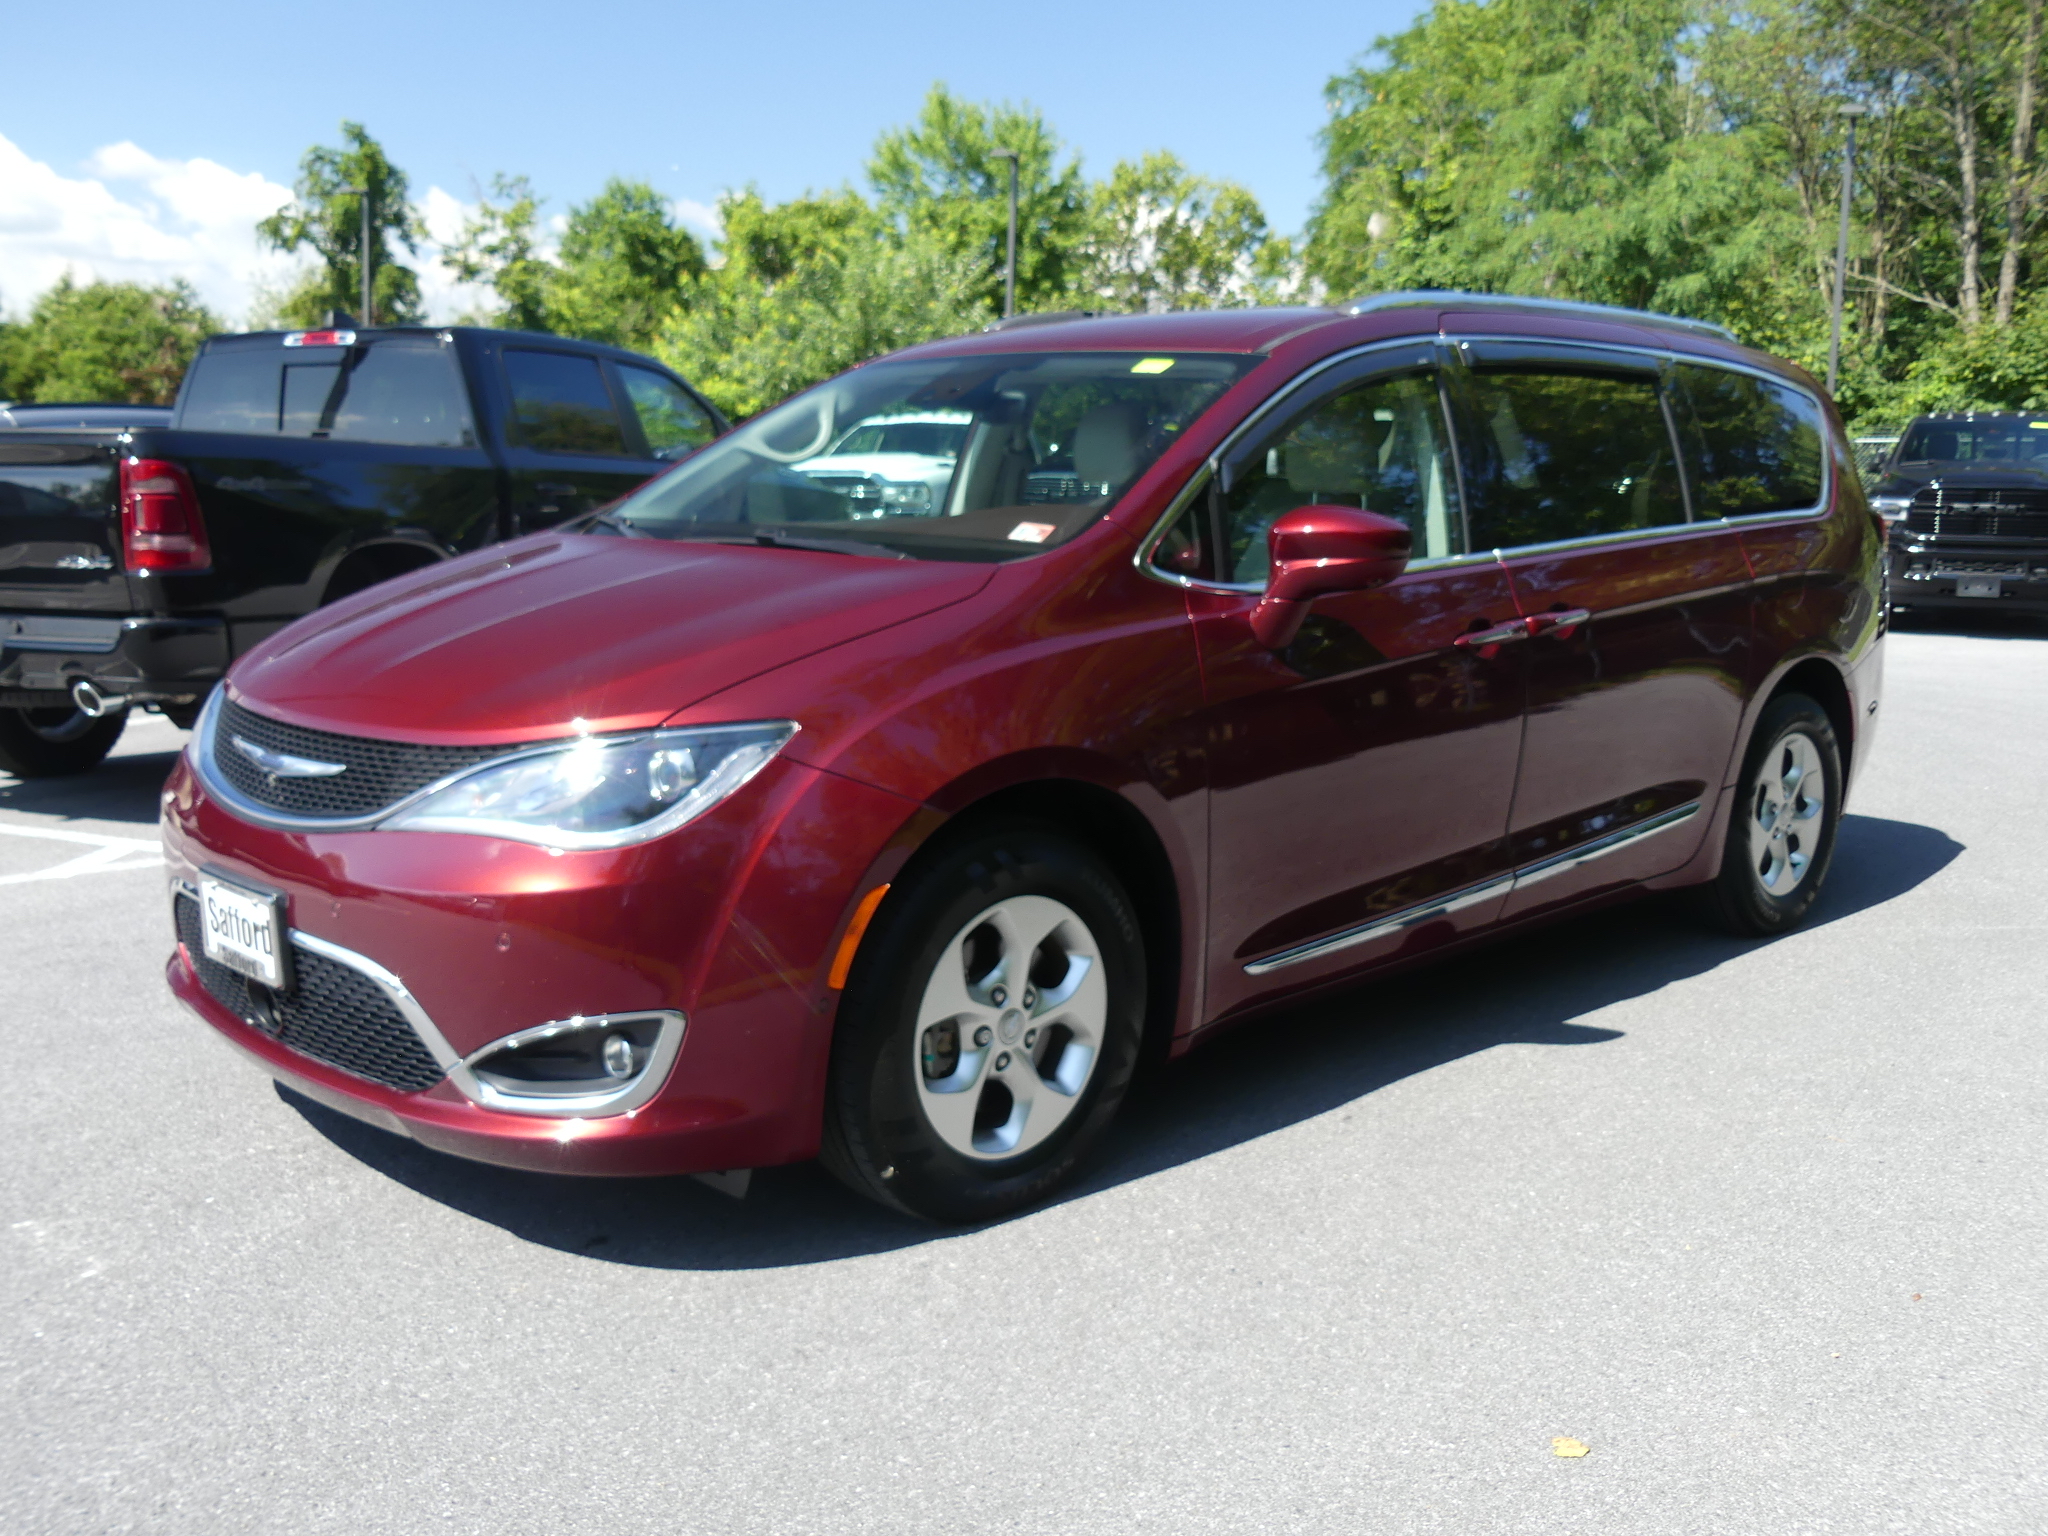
[1676,364,1824,517]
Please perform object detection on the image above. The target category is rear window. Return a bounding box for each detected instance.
[505,350,629,456]
[178,338,474,447]
[1677,364,1824,517]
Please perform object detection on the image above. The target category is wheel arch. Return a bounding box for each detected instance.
[317,536,449,608]
[895,771,1194,1073]
[1764,654,1856,778]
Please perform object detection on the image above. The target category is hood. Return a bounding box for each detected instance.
[229,533,995,742]
[1879,463,2048,495]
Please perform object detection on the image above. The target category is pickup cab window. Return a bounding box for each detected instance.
[617,365,715,460]
[183,339,473,447]
[506,350,629,456]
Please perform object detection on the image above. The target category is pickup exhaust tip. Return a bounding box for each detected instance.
[71,679,123,718]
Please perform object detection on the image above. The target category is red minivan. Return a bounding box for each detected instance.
[163,294,1885,1221]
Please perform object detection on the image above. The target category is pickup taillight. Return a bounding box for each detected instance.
[119,457,211,573]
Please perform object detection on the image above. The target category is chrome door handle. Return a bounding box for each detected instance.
[1453,619,1534,657]
[1527,607,1592,639]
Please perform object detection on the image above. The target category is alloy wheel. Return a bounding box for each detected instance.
[1747,728,1827,895]
[911,894,1107,1160]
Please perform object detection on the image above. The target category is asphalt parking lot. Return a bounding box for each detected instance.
[2,619,2043,1535]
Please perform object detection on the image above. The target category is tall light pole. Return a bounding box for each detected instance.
[339,183,373,326]
[992,149,1019,319]
[1827,104,1869,395]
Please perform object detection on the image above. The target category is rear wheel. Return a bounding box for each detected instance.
[820,823,1145,1223]
[0,706,126,779]
[1697,693,1842,937]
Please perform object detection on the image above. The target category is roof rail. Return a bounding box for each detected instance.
[1341,289,1736,343]
[983,310,1107,332]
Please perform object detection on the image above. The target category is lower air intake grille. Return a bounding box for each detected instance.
[175,895,445,1093]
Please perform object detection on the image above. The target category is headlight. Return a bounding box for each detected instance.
[880,480,931,509]
[1870,495,1914,521]
[380,721,796,849]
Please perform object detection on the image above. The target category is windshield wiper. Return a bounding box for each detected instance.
[583,510,650,538]
[744,530,909,559]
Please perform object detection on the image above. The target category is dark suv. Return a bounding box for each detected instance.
[164,292,1884,1222]
[1871,413,2048,617]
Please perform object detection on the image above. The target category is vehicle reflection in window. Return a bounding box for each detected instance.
[600,353,1256,562]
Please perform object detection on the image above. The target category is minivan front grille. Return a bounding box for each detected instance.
[211,696,510,820]
[1906,485,2048,540]
[175,894,445,1093]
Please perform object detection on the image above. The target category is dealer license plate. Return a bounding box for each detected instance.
[1954,576,2002,598]
[199,875,289,990]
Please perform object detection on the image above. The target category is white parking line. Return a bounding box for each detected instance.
[0,823,162,885]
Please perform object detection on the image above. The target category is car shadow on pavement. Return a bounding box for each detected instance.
[1889,608,2047,641]
[0,746,180,825]
[282,810,1964,1270]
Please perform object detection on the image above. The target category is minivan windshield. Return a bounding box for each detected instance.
[1897,415,2048,466]
[596,352,1257,560]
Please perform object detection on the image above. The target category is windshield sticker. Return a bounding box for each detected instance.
[1008,522,1056,543]
[1130,358,1176,375]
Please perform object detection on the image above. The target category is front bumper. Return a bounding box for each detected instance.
[0,613,227,707]
[1888,547,2048,612]
[160,748,923,1177]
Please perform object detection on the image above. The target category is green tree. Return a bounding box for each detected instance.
[1082,151,1294,310]
[258,121,424,326]
[659,188,984,420]
[870,84,1092,313]
[547,179,706,351]
[0,276,218,403]
[442,174,554,330]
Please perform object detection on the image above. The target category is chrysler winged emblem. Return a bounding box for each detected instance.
[230,734,347,780]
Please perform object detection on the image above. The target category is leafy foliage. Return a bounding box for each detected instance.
[0,277,219,404]
[870,85,1094,314]
[658,190,986,421]
[258,121,424,326]
[1308,0,2048,430]
[1081,151,1297,310]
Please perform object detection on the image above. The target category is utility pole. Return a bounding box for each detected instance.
[1827,104,1869,395]
[992,149,1019,319]
[339,184,373,326]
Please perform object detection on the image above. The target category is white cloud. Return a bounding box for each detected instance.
[0,133,498,327]
[674,198,723,245]
[0,133,296,324]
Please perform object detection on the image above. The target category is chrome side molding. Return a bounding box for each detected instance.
[1244,800,1703,975]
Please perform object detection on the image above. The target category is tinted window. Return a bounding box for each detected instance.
[617,365,715,460]
[1893,414,2048,466]
[1677,364,1824,517]
[281,363,341,434]
[325,343,472,447]
[1221,371,1460,584]
[177,348,296,434]
[1462,368,1684,548]
[507,350,628,455]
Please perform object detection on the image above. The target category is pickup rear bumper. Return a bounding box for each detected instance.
[0,613,228,709]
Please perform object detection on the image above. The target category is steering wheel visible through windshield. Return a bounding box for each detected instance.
[593,351,1257,560]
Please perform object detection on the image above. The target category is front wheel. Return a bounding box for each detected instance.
[0,706,126,779]
[1697,693,1843,937]
[820,823,1146,1223]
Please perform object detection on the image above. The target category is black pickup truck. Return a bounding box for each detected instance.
[1871,412,2048,618]
[0,325,723,775]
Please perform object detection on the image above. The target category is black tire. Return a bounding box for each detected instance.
[820,821,1146,1223]
[0,706,126,779]
[1697,692,1843,937]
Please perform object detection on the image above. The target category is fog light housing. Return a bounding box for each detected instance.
[459,1010,685,1117]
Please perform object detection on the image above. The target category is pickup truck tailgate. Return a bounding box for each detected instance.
[0,438,129,613]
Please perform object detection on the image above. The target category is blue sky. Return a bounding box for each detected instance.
[2,0,1428,321]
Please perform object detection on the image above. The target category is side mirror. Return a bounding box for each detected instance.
[1249,504,1413,648]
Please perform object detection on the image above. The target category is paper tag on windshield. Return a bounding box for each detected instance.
[1008,522,1056,544]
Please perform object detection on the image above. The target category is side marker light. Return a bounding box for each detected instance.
[826,884,892,991]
